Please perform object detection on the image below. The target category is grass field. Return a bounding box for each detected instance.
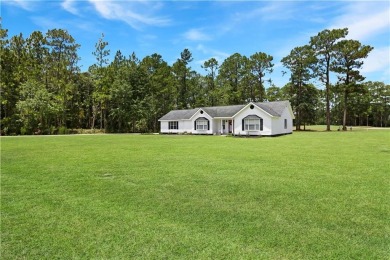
[1,130,389,259]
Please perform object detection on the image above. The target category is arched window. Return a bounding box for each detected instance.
[242,115,263,131]
[194,117,209,130]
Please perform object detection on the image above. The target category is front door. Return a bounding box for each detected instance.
[228,120,232,133]
[222,120,232,134]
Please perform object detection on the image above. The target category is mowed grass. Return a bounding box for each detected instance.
[1,131,389,259]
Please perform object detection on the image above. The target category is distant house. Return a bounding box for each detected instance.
[159,101,295,136]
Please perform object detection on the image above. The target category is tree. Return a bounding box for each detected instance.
[25,31,48,82]
[281,45,316,130]
[202,58,219,106]
[266,85,283,101]
[172,49,193,109]
[89,33,110,130]
[0,23,20,134]
[310,28,348,130]
[45,29,80,127]
[141,53,175,131]
[16,80,59,134]
[250,52,273,102]
[332,39,373,130]
[366,81,390,127]
[217,53,246,105]
[298,84,320,129]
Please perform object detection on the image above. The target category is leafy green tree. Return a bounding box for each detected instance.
[69,72,95,129]
[0,24,20,134]
[310,28,348,130]
[202,58,219,106]
[187,71,206,108]
[217,53,246,105]
[25,31,48,82]
[332,39,373,130]
[240,55,256,103]
[347,85,370,126]
[250,52,273,102]
[172,48,193,109]
[281,45,316,130]
[16,80,59,134]
[141,53,175,131]
[299,84,320,129]
[89,33,110,130]
[365,81,390,127]
[266,85,283,101]
[45,29,80,127]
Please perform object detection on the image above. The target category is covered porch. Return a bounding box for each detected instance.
[214,118,234,135]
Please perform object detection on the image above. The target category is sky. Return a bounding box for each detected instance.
[2,0,390,88]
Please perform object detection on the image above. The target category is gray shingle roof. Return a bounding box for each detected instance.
[159,101,290,120]
[158,108,198,121]
[254,101,289,117]
[202,105,245,117]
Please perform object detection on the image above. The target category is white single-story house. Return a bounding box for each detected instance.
[159,101,295,136]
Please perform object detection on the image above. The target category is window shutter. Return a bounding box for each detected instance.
[242,119,244,131]
[194,121,196,130]
[207,120,210,130]
[260,119,263,131]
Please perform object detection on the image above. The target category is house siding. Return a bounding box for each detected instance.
[233,105,272,136]
[191,109,213,134]
[270,108,293,135]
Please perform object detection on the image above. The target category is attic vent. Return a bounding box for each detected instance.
[250,104,254,109]
[200,110,204,114]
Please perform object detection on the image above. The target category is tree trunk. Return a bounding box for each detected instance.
[342,89,348,131]
[326,65,331,131]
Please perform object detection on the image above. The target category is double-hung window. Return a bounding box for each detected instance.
[168,121,178,130]
[195,117,209,130]
[196,120,208,130]
[243,115,263,131]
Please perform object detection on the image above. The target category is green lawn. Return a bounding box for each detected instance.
[1,131,389,259]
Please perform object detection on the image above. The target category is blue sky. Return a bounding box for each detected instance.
[2,0,390,87]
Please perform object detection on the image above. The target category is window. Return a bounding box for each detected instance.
[284,119,287,129]
[168,121,178,130]
[245,117,260,131]
[242,115,263,131]
[196,120,208,130]
[194,117,209,130]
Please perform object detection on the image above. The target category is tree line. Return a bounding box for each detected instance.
[1,23,389,135]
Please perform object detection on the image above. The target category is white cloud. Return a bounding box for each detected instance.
[31,16,62,31]
[195,44,230,67]
[326,2,390,83]
[183,29,211,41]
[61,0,79,15]
[3,0,36,11]
[360,46,390,75]
[88,0,171,30]
[330,2,390,42]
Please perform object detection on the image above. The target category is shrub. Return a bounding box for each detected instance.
[58,126,69,135]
